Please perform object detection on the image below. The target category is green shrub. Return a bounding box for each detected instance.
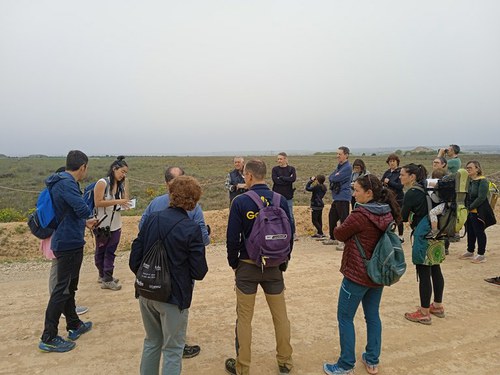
[0,208,25,223]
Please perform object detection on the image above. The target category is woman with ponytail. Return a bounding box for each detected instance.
[323,175,400,375]
[400,163,445,325]
[93,156,131,291]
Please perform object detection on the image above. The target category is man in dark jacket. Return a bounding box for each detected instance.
[272,152,297,239]
[225,156,248,205]
[38,150,98,353]
[225,159,294,375]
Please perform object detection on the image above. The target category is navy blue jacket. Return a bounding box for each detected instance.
[272,165,297,199]
[130,207,208,310]
[381,167,404,201]
[305,180,326,209]
[226,184,295,269]
[47,172,91,252]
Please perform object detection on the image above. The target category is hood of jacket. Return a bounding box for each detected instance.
[354,202,393,231]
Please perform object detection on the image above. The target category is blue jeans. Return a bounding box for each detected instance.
[139,297,189,375]
[337,277,383,370]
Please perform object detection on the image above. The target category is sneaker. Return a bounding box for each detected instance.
[76,306,89,315]
[471,255,486,264]
[429,303,445,318]
[97,276,119,283]
[225,358,237,375]
[311,234,324,238]
[279,364,291,374]
[183,344,200,358]
[101,280,122,291]
[323,239,338,245]
[68,321,93,341]
[336,242,345,251]
[449,234,461,242]
[315,236,328,241]
[484,276,500,286]
[38,335,76,353]
[404,308,431,325]
[323,362,354,374]
[361,353,379,375]
[459,251,474,260]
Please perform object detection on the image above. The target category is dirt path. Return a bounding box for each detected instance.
[1,225,500,374]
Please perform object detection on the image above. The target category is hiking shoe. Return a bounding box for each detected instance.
[38,336,76,353]
[323,239,338,245]
[323,362,354,374]
[101,280,122,291]
[425,229,439,239]
[336,242,345,251]
[484,276,500,286]
[471,255,486,264]
[68,321,93,341]
[429,303,445,318]
[183,344,200,358]
[362,353,379,375]
[404,308,431,325]
[97,276,119,283]
[459,251,474,260]
[76,306,89,315]
[279,364,291,374]
[225,358,237,375]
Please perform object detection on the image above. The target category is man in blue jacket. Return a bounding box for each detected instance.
[139,165,210,359]
[323,146,353,250]
[225,159,294,375]
[39,150,98,353]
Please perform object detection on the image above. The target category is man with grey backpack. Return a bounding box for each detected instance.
[225,159,294,375]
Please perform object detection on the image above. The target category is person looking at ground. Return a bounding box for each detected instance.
[130,176,208,375]
[225,156,247,205]
[437,144,461,174]
[324,147,352,251]
[381,153,405,242]
[93,156,130,291]
[225,159,294,375]
[323,175,400,375]
[305,174,327,238]
[139,166,210,359]
[459,161,495,264]
[38,150,97,353]
[272,152,297,239]
[400,163,445,325]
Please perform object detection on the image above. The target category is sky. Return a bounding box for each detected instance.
[1,0,499,156]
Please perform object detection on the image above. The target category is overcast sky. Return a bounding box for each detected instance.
[1,0,499,156]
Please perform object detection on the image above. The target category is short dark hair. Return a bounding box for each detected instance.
[338,146,350,156]
[352,159,366,173]
[401,163,428,184]
[433,157,447,167]
[164,166,185,183]
[450,144,460,154]
[244,159,267,180]
[316,174,326,184]
[66,150,88,171]
[386,153,400,165]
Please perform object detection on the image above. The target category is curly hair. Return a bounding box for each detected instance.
[169,176,202,211]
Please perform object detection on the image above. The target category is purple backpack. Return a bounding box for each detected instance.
[244,190,292,268]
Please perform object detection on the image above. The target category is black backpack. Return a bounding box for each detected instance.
[134,214,183,302]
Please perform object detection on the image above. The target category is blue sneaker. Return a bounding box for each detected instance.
[323,362,354,375]
[68,321,93,341]
[39,336,76,353]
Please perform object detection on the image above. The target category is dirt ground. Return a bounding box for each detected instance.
[0,207,499,374]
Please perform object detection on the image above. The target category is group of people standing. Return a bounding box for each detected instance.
[36,147,496,375]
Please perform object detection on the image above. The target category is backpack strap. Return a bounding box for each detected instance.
[245,190,265,209]
[354,221,395,262]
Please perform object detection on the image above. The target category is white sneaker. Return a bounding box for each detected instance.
[101,280,122,291]
[336,242,345,251]
[323,239,338,245]
[471,255,486,264]
[459,252,474,260]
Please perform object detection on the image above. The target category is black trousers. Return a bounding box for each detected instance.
[328,201,350,240]
[41,247,84,342]
[416,264,444,308]
[311,209,324,235]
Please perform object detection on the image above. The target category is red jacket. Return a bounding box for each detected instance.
[334,203,394,288]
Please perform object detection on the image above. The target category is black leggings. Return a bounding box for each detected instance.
[311,209,323,235]
[416,264,444,308]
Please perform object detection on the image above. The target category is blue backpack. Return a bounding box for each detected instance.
[83,177,110,215]
[354,221,406,286]
[244,191,292,268]
[27,174,68,239]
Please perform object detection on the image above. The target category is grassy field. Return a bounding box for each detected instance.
[1,153,499,220]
